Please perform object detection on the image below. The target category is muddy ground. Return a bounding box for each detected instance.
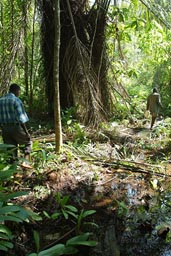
[3,120,171,256]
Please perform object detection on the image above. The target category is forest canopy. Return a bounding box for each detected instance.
[0,0,171,124]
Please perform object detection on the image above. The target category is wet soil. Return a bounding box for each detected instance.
[3,121,171,256]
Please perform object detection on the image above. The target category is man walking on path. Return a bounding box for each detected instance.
[147,87,163,129]
[0,83,32,168]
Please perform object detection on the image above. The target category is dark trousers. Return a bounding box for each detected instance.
[1,124,32,159]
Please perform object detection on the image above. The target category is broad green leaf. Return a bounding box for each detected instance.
[10,208,31,221]
[65,211,78,219]
[41,149,47,162]
[0,170,16,180]
[33,230,40,252]
[0,205,21,214]
[68,240,97,247]
[0,240,13,249]
[65,205,78,212]
[61,195,70,206]
[62,246,78,255]
[38,244,66,256]
[0,244,8,251]
[43,211,51,218]
[37,244,78,256]
[51,212,61,219]
[66,233,90,245]
[62,209,68,220]
[0,216,22,222]
[0,191,28,201]
[67,233,97,247]
[0,233,9,239]
[55,192,61,203]
[28,211,42,221]
[0,224,12,237]
[82,210,96,218]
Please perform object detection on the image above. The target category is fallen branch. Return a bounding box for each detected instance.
[32,133,68,143]
[85,158,171,178]
[32,134,55,142]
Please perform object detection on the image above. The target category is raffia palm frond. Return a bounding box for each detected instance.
[63,36,106,126]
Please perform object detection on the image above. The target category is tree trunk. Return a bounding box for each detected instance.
[40,0,112,125]
[29,0,37,115]
[53,0,62,153]
[40,0,54,116]
[22,2,29,97]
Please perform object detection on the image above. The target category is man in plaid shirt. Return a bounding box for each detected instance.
[0,83,32,169]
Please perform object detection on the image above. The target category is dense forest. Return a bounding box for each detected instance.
[0,0,171,125]
[1,0,171,255]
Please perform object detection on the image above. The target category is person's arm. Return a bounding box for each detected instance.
[15,99,30,135]
[157,94,163,108]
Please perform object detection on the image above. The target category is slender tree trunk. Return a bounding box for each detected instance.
[53,0,62,153]
[11,0,14,47]
[22,2,29,96]
[29,0,37,115]
[0,3,4,60]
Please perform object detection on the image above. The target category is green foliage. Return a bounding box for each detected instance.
[0,144,17,168]
[0,224,13,252]
[33,230,40,253]
[61,107,90,145]
[0,149,41,252]
[28,243,77,256]
[66,232,97,247]
[0,188,41,252]
[107,1,171,119]
[0,145,97,255]
[31,192,97,256]
[61,107,77,126]
[31,141,58,174]
[54,192,78,220]
[111,101,130,120]
[44,192,97,232]
[66,123,90,146]
[116,200,129,218]
[29,232,97,256]
[76,209,97,233]
[72,123,90,145]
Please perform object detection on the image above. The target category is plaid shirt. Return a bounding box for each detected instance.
[0,93,29,124]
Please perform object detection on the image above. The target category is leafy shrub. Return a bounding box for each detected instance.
[28,232,97,256]
[0,146,41,252]
[29,192,98,256]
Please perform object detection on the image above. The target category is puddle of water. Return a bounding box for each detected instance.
[89,170,171,256]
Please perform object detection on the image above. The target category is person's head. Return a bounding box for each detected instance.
[153,87,158,93]
[9,83,20,96]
